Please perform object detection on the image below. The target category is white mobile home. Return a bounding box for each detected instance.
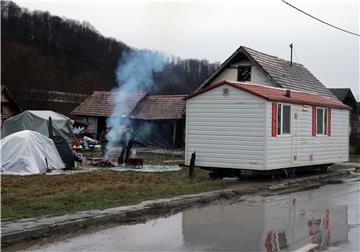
[184,80,350,172]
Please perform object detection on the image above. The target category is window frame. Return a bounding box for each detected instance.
[277,103,291,136]
[316,107,328,136]
[237,66,252,82]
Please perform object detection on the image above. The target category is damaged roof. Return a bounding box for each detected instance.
[187,80,351,110]
[71,92,186,120]
[132,95,186,120]
[71,91,146,117]
[197,46,337,100]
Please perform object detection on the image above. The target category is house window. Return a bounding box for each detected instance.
[277,104,291,135]
[316,107,328,135]
[237,66,251,81]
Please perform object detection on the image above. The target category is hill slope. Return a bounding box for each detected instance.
[1,1,219,114]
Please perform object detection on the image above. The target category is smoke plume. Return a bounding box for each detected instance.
[104,50,166,159]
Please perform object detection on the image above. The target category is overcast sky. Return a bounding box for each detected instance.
[14,0,360,99]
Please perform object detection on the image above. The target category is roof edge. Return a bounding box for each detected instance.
[195,46,281,91]
[185,80,351,110]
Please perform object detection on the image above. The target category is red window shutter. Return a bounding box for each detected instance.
[272,102,277,137]
[328,108,331,136]
[312,106,316,136]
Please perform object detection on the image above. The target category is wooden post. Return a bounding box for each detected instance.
[188,152,196,178]
[48,117,54,137]
[172,120,177,147]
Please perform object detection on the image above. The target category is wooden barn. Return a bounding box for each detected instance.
[71,92,186,148]
[184,80,350,173]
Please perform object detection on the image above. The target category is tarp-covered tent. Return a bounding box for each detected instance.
[1,130,65,175]
[1,110,75,144]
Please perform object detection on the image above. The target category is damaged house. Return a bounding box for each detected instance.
[71,92,186,148]
[185,46,350,173]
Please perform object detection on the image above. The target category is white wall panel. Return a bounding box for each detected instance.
[185,84,350,171]
[265,102,349,169]
[185,84,266,169]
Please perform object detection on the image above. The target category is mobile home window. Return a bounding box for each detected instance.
[316,107,328,135]
[277,104,291,135]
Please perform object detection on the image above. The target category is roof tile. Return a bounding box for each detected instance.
[198,46,338,100]
[186,80,351,110]
[242,47,338,100]
[71,92,186,119]
[71,92,146,117]
[132,95,186,120]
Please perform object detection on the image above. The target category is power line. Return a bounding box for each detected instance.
[282,0,360,37]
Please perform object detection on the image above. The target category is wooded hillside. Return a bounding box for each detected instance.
[1,1,219,112]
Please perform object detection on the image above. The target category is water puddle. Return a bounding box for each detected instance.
[23,182,360,252]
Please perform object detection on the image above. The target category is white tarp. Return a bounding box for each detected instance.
[0,130,65,175]
[1,110,75,144]
[109,165,181,173]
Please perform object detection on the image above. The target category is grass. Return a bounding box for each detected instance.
[350,154,360,162]
[3,151,357,221]
[1,169,225,221]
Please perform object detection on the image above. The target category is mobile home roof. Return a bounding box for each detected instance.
[185,80,351,110]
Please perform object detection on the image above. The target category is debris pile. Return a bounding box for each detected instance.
[93,160,116,167]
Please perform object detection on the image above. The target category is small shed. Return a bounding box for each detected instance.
[71,92,146,137]
[185,80,351,172]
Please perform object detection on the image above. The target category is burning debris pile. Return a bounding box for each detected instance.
[93,158,143,168]
[124,157,143,169]
[103,50,166,165]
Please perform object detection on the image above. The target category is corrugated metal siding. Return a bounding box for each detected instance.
[185,85,266,169]
[265,102,349,169]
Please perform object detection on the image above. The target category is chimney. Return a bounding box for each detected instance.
[285,89,291,98]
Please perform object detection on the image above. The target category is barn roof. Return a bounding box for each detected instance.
[186,80,351,110]
[71,91,146,117]
[132,95,186,120]
[71,92,186,119]
[197,46,338,100]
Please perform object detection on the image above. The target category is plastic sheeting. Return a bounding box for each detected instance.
[0,130,65,175]
[132,121,174,148]
[109,165,181,172]
[1,110,75,144]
